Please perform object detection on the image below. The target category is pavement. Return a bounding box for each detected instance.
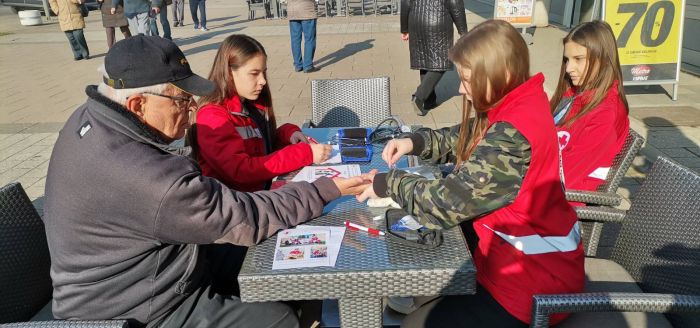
[0,1,698,233]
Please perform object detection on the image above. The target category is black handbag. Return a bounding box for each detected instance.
[385,209,443,249]
[79,3,89,17]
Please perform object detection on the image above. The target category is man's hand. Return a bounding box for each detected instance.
[289,131,309,144]
[310,143,332,164]
[333,176,371,196]
[401,33,409,41]
[382,138,413,168]
[152,7,160,14]
[110,7,116,14]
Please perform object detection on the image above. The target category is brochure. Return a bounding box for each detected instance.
[290,164,361,183]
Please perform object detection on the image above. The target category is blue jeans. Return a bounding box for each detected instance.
[64,29,89,59]
[149,5,172,40]
[289,19,317,71]
[190,0,206,28]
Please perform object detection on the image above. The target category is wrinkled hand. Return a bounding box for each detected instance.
[310,143,332,164]
[289,131,309,144]
[333,176,372,196]
[382,138,413,168]
[110,7,116,14]
[401,33,409,41]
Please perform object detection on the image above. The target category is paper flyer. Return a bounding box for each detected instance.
[273,228,331,270]
[290,164,361,183]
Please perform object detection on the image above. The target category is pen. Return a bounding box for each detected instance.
[306,136,319,144]
[344,221,385,236]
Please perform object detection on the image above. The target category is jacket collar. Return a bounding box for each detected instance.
[84,85,192,157]
[487,73,545,122]
[223,93,268,116]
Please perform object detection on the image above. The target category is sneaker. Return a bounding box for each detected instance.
[200,26,208,31]
[193,24,199,29]
[386,297,418,315]
[303,67,319,73]
[411,95,428,116]
[294,67,303,72]
[386,296,439,315]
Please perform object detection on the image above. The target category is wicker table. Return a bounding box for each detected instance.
[237,128,476,327]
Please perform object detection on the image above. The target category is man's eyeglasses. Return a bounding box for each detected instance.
[141,92,196,111]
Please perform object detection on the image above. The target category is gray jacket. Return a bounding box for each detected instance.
[286,0,316,20]
[44,86,339,325]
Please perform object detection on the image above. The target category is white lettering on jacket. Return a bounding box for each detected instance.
[235,126,262,140]
[483,222,581,255]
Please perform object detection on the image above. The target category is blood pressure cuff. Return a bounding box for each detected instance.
[385,209,443,249]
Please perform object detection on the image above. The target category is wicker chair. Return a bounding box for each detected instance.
[0,182,128,328]
[570,128,645,257]
[531,156,700,328]
[303,76,391,128]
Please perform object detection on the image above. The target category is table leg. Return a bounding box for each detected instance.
[339,297,383,327]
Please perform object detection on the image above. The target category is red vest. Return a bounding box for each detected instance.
[473,73,585,325]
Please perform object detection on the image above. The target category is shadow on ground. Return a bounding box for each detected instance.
[315,39,375,69]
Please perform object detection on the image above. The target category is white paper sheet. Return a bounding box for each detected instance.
[273,228,331,270]
[295,225,346,267]
[290,164,361,183]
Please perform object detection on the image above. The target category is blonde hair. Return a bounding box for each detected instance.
[448,19,530,165]
[550,20,629,127]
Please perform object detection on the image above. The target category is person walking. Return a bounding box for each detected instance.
[172,0,184,26]
[119,0,161,36]
[189,0,207,31]
[287,0,318,73]
[98,0,131,49]
[48,0,90,60]
[401,0,467,116]
[149,0,172,40]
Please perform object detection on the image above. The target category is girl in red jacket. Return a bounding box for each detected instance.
[550,21,630,197]
[194,34,331,192]
[358,20,583,327]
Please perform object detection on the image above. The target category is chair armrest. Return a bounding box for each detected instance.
[566,189,623,206]
[574,206,626,223]
[530,292,700,328]
[0,320,129,328]
[302,119,314,129]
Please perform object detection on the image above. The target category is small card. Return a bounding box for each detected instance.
[272,228,331,270]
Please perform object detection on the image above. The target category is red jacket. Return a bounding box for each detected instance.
[474,74,584,325]
[557,82,629,193]
[195,94,313,192]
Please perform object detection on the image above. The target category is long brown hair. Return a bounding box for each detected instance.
[448,19,530,165]
[550,20,629,127]
[197,34,277,131]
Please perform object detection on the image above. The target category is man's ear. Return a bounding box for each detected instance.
[125,94,146,120]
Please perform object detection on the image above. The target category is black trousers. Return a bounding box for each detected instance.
[152,244,300,328]
[414,70,445,106]
[401,285,528,328]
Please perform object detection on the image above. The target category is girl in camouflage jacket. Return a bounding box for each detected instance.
[358,20,584,327]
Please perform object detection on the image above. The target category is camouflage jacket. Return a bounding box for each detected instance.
[375,122,531,230]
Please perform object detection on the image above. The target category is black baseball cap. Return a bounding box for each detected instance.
[104,35,215,96]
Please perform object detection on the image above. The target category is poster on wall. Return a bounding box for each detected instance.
[603,0,686,99]
[494,0,536,27]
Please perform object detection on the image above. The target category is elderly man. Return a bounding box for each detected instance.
[44,35,366,327]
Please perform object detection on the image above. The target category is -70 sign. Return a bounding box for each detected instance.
[615,0,676,48]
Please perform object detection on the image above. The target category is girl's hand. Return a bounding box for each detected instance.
[401,33,409,41]
[356,184,379,202]
[289,131,309,144]
[310,143,332,164]
[382,138,413,168]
